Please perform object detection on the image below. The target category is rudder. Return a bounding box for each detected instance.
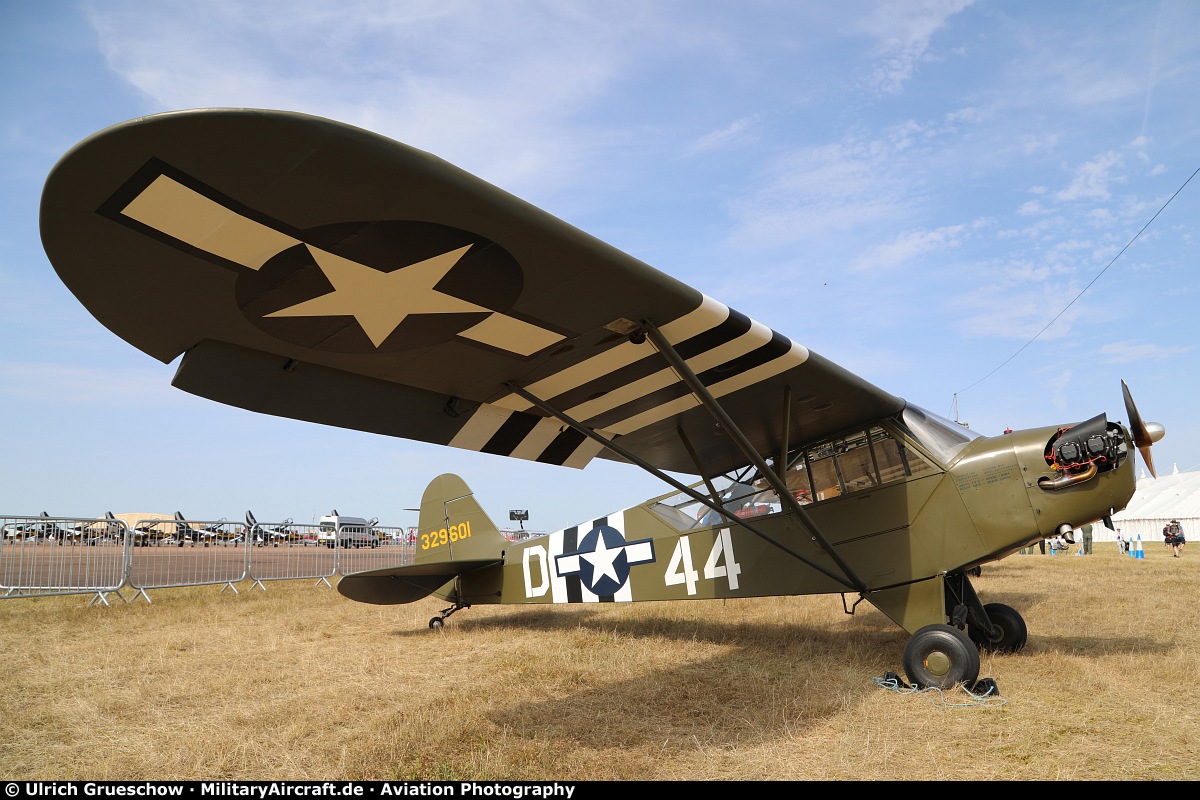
[413,473,507,564]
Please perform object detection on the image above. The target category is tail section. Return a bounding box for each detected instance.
[413,473,508,565]
[337,473,507,606]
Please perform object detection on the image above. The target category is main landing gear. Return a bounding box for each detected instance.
[900,570,1028,690]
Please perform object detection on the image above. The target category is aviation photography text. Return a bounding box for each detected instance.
[11,783,579,800]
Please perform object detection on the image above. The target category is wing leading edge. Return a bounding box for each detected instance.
[41,108,903,477]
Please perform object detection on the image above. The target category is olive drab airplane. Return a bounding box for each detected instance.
[39,108,1165,690]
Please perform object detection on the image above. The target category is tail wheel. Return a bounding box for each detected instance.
[967,602,1028,653]
[429,617,445,630]
[902,624,980,690]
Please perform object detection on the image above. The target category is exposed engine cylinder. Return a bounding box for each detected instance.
[1039,413,1127,490]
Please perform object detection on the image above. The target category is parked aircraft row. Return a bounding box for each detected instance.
[2,510,416,548]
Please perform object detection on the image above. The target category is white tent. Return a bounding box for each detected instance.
[1107,463,1199,546]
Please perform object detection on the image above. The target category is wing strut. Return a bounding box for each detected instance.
[503,382,858,591]
[675,425,721,501]
[641,321,868,593]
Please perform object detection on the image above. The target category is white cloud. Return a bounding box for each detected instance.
[850,224,968,272]
[1055,151,1123,202]
[1098,341,1191,363]
[855,0,976,95]
[684,115,761,157]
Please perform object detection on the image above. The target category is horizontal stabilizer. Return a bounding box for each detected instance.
[337,559,501,605]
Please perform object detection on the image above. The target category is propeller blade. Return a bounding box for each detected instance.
[1121,380,1165,478]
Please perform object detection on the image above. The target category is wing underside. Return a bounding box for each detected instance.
[41,108,904,476]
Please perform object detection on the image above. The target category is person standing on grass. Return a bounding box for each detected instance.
[1116,530,1125,555]
[1167,520,1186,558]
[1081,523,1093,555]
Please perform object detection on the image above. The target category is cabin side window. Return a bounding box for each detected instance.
[802,426,937,503]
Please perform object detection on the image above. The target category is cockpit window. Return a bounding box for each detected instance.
[897,404,980,465]
[645,416,958,529]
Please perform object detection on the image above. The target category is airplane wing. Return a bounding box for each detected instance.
[336,560,501,605]
[40,108,903,477]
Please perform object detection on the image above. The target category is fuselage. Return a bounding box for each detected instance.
[437,413,1137,611]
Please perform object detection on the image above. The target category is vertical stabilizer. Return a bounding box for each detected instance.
[413,473,507,564]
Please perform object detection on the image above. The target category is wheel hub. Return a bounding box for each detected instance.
[923,650,951,677]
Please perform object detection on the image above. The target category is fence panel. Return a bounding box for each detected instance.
[246,522,337,589]
[127,517,249,602]
[1,514,128,604]
[335,525,414,576]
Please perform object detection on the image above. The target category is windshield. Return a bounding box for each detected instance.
[898,404,981,464]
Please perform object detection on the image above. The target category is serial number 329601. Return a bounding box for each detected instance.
[420,521,472,551]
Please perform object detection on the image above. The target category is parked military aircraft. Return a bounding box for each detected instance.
[73,511,124,544]
[132,516,174,546]
[2,511,78,542]
[246,510,299,545]
[39,108,1164,689]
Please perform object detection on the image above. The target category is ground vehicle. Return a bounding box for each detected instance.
[317,511,379,549]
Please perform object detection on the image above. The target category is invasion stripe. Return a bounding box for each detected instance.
[537,427,588,466]
[559,435,608,470]
[447,405,511,452]
[563,526,583,604]
[481,412,541,456]
[610,340,809,436]
[507,417,568,461]
[541,309,754,416]
[493,295,730,413]
[582,325,796,432]
[562,314,773,426]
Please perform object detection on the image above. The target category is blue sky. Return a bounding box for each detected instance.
[2,1,1197,531]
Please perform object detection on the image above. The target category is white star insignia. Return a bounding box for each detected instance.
[580,534,622,585]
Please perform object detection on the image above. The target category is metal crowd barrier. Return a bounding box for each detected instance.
[127,517,250,602]
[335,524,414,576]
[0,514,128,605]
[245,521,337,589]
[2,513,421,604]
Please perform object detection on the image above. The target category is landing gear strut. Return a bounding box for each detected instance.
[429,599,471,630]
[899,570,1028,690]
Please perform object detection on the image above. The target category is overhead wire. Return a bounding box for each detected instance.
[950,165,1199,415]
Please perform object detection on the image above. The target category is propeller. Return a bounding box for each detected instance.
[1121,380,1165,478]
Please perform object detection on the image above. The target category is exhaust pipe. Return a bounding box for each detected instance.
[1037,461,1097,490]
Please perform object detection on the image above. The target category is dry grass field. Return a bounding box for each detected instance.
[1,545,1197,782]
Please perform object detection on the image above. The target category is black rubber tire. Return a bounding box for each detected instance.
[902,623,981,690]
[429,617,445,631]
[968,602,1028,653]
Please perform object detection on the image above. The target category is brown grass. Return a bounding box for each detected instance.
[1,546,1197,781]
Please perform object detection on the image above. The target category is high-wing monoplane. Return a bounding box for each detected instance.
[39,109,1165,689]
